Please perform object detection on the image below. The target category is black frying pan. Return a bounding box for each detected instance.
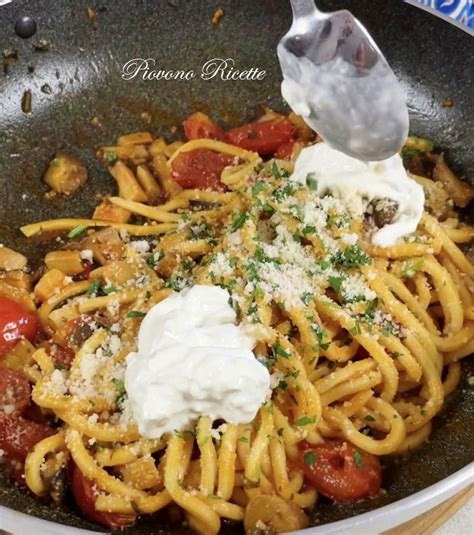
[0,1,473,533]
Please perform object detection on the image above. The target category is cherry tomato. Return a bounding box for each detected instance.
[225,118,295,156]
[275,139,297,160]
[170,149,234,191]
[299,440,382,502]
[183,112,225,141]
[0,368,31,417]
[0,297,39,358]
[0,415,53,461]
[71,465,137,529]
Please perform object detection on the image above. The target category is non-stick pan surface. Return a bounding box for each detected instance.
[0,0,473,532]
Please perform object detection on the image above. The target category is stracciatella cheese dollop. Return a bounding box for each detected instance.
[125,285,270,439]
[290,143,425,247]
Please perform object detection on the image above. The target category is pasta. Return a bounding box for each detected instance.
[0,112,472,535]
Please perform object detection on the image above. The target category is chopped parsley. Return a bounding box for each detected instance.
[295,416,316,426]
[127,310,146,318]
[165,274,187,292]
[272,344,291,359]
[147,250,164,267]
[306,172,318,190]
[251,181,265,196]
[364,415,376,422]
[301,291,313,306]
[328,276,342,293]
[106,151,118,162]
[86,279,101,295]
[272,182,295,202]
[304,451,316,465]
[102,285,117,295]
[381,322,398,337]
[272,161,289,179]
[402,259,424,278]
[349,321,362,336]
[311,323,330,350]
[111,378,126,408]
[231,211,249,231]
[302,225,317,236]
[289,204,304,222]
[401,147,419,159]
[353,450,363,468]
[331,245,372,268]
[67,224,88,239]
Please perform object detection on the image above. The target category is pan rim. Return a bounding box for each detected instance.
[0,463,471,534]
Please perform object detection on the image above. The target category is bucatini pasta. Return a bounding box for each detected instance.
[0,111,472,535]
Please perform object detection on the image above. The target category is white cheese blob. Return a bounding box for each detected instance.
[125,285,270,439]
[290,143,425,247]
[280,55,409,161]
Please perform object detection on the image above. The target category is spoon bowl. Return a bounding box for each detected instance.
[278,0,409,161]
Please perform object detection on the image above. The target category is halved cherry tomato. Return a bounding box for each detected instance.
[225,118,295,156]
[0,415,53,461]
[298,440,382,502]
[0,368,31,417]
[0,296,39,358]
[183,112,225,141]
[71,465,137,529]
[275,138,297,160]
[170,149,234,191]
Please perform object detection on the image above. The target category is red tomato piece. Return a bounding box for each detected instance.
[0,297,39,358]
[71,465,137,529]
[0,368,31,417]
[275,138,297,160]
[299,440,382,502]
[171,149,234,191]
[183,112,225,141]
[0,416,53,461]
[225,118,295,156]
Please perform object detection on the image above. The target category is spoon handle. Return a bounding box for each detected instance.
[290,0,320,18]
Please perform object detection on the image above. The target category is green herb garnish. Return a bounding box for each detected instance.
[67,224,88,239]
[353,450,363,468]
[102,285,117,295]
[328,276,342,293]
[127,310,146,319]
[87,279,101,295]
[272,344,291,359]
[231,211,249,231]
[306,173,318,190]
[295,416,316,426]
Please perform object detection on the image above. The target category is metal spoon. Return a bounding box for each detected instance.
[278,0,409,161]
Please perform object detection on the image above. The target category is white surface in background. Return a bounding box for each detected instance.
[435,497,474,535]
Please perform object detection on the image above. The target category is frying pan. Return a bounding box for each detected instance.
[0,0,473,533]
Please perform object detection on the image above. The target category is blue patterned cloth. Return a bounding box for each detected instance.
[407,0,473,28]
